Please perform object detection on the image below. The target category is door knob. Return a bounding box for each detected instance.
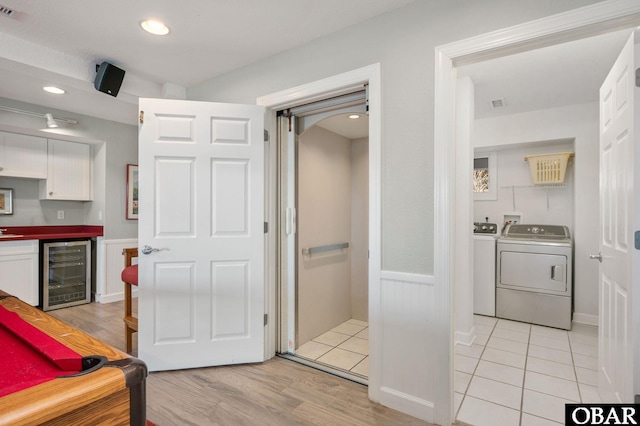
[589,252,603,262]
[141,245,159,255]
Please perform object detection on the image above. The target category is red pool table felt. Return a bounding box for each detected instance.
[0,305,86,397]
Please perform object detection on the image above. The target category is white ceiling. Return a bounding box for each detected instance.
[0,2,634,129]
[0,0,413,125]
[316,113,369,140]
[317,29,634,140]
[458,29,633,119]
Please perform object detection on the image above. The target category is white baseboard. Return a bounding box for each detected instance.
[380,270,434,284]
[455,326,476,346]
[379,386,434,423]
[95,238,137,303]
[96,288,138,304]
[573,312,598,327]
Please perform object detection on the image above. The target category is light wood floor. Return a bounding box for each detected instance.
[49,301,432,426]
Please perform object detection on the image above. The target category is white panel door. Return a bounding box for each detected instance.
[138,98,265,372]
[597,32,639,403]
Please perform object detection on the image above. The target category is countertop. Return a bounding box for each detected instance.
[0,226,103,242]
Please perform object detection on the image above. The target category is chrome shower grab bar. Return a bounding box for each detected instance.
[302,242,349,255]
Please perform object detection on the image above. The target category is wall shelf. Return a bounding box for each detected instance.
[501,184,568,210]
[500,184,567,189]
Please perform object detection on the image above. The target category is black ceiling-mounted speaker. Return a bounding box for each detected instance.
[94,61,125,97]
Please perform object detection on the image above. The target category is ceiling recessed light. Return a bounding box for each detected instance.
[140,19,170,35]
[43,86,65,94]
[348,114,360,119]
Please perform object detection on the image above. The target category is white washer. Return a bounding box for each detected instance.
[496,224,573,330]
[473,222,498,317]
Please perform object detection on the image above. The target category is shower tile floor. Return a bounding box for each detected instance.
[455,315,599,426]
[296,318,369,378]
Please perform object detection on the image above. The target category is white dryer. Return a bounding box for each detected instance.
[496,224,573,329]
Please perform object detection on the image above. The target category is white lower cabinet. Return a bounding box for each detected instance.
[0,240,39,306]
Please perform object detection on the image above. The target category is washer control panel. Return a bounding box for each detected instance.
[503,224,570,239]
[474,222,498,234]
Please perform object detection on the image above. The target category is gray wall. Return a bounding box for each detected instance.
[188,0,603,274]
[0,97,137,239]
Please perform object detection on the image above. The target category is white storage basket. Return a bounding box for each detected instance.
[525,152,573,184]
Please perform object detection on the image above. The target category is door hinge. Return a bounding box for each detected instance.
[264,222,268,234]
[139,110,144,124]
[636,68,640,87]
[264,129,269,142]
[635,230,640,250]
[264,314,268,326]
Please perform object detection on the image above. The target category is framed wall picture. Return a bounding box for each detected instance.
[0,188,13,215]
[126,164,139,220]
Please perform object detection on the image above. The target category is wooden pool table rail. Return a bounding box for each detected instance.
[0,291,147,426]
[0,293,124,361]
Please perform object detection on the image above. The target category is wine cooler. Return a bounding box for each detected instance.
[42,240,91,311]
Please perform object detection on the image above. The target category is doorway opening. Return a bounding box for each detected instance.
[258,62,381,405]
[453,31,634,424]
[276,97,370,384]
[435,4,640,424]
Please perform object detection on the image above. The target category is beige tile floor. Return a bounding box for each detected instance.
[296,319,369,378]
[455,315,599,426]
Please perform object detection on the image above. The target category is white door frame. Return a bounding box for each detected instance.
[257,63,382,400]
[434,1,640,424]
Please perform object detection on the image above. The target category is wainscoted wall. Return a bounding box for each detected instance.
[376,271,436,422]
[96,238,137,303]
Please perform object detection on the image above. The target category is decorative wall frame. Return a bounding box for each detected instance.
[126,164,138,220]
[0,188,13,215]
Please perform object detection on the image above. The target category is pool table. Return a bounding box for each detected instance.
[0,290,147,426]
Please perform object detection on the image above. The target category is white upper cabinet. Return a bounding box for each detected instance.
[0,131,47,179]
[39,139,93,200]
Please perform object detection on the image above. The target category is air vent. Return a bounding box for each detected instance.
[0,5,15,18]
[491,98,505,108]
